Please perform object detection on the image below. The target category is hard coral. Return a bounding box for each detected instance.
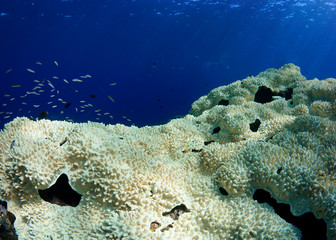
[0,64,335,239]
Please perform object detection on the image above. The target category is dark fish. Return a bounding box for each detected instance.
[38,111,48,120]
[64,102,72,108]
[89,94,96,98]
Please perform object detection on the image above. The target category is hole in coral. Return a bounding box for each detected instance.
[276,167,283,174]
[250,119,261,132]
[253,189,327,239]
[254,86,274,104]
[212,127,221,134]
[219,187,228,196]
[278,88,293,100]
[0,199,8,209]
[162,204,190,220]
[218,99,229,106]
[290,101,293,105]
[38,173,82,207]
[204,140,215,146]
[150,221,161,232]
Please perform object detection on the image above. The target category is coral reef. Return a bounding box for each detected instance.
[0,64,335,239]
[0,200,18,240]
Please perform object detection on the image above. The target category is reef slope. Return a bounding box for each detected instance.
[0,64,335,239]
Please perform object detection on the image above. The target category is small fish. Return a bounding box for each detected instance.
[38,111,48,120]
[47,101,53,104]
[4,94,10,97]
[87,104,93,107]
[63,79,69,84]
[97,113,102,116]
[38,90,45,93]
[104,112,110,115]
[27,91,40,95]
[11,84,21,88]
[80,110,85,112]
[80,100,86,103]
[54,61,58,66]
[109,83,117,86]
[108,95,115,103]
[75,108,78,112]
[72,78,83,82]
[85,74,92,78]
[48,80,55,89]
[58,98,63,102]
[33,105,40,108]
[52,76,59,79]
[22,102,27,105]
[33,86,41,90]
[35,61,42,65]
[5,112,13,114]
[0,112,3,114]
[6,68,13,73]
[52,105,57,108]
[64,103,72,108]
[60,111,64,114]
[4,115,10,119]
[90,94,96,98]
[2,103,7,106]
[27,68,35,73]
[10,98,15,101]
[34,80,40,83]
[94,109,101,112]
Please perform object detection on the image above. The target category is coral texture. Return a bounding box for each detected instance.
[0,64,335,239]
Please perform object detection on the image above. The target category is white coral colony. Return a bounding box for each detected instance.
[0,64,335,239]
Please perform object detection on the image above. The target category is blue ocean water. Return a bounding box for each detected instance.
[0,0,335,127]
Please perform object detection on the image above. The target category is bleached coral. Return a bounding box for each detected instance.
[0,64,335,239]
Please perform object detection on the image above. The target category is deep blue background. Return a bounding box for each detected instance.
[1,0,335,127]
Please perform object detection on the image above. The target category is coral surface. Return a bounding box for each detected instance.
[0,64,335,239]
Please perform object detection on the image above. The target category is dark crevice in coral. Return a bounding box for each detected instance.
[38,173,82,207]
[160,224,173,232]
[218,99,229,106]
[219,187,228,196]
[212,127,221,134]
[204,140,215,146]
[254,86,274,104]
[162,204,190,220]
[254,86,294,104]
[191,149,203,153]
[250,119,261,132]
[59,137,68,146]
[278,88,293,100]
[276,167,283,174]
[0,199,18,240]
[253,189,327,240]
